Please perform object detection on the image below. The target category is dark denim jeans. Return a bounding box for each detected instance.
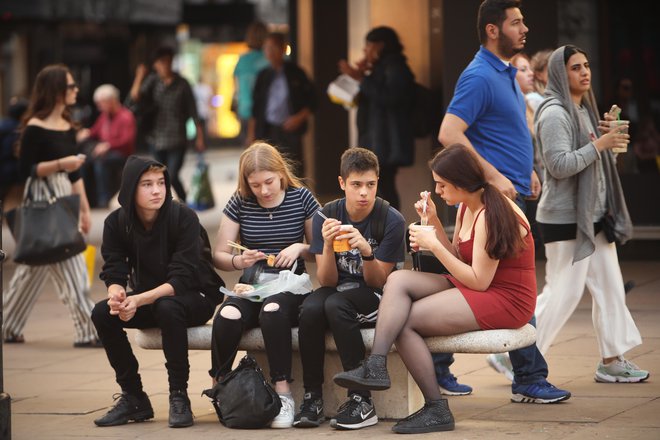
[154,146,187,201]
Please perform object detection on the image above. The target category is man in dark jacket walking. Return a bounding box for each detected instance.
[248,32,315,175]
[92,155,224,428]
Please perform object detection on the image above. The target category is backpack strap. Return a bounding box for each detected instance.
[321,198,341,220]
[370,197,390,243]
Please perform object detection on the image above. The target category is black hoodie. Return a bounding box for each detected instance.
[100,155,223,304]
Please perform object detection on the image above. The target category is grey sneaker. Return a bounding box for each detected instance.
[330,394,378,430]
[392,399,455,434]
[595,357,649,383]
[486,353,514,382]
[293,392,325,428]
[333,354,391,391]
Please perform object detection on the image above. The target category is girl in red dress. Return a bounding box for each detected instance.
[333,144,535,434]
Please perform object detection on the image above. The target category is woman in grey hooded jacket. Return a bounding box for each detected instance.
[533,45,648,383]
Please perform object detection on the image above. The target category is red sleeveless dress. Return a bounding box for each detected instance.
[445,205,536,330]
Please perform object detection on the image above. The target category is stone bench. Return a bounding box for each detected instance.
[136,324,535,419]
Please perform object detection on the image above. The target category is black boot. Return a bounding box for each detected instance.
[392,398,455,434]
[169,390,194,428]
[94,392,154,427]
[333,354,391,391]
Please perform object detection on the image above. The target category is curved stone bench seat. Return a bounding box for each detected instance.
[136,324,535,353]
[135,324,535,419]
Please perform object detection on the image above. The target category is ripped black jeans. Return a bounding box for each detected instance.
[210,292,308,383]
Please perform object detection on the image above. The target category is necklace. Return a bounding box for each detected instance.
[262,192,286,220]
[265,206,278,220]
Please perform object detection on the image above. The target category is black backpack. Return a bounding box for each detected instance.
[411,82,442,139]
[321,197,390,243]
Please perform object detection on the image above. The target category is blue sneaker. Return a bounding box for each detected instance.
[437,374,472,396]
[511,380,571,404]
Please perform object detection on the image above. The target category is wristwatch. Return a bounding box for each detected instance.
[361,252,375,261]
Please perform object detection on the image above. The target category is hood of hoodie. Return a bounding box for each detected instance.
[118,155,172,223]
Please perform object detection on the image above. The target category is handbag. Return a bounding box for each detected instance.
[407,221,449,274]
[202,354,282,429]
[6,178,86,265]
[186,154,215,211]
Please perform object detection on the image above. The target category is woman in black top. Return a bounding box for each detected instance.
[2,64,99,347]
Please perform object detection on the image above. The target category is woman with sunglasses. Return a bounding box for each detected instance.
[3,64,100,348]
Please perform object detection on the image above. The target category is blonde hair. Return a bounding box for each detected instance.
[237,141,303,198]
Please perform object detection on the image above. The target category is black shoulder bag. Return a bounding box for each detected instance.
[6,178,86,265]
[202,354,281,429]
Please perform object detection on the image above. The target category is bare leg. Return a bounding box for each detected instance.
[371,270,452,355]
[395,289,479,400]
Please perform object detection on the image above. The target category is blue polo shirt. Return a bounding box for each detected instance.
[446,46,533,196]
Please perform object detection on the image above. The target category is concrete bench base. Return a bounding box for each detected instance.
[136,324,535,419]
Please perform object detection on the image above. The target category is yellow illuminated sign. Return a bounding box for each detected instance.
[215,52,241,138]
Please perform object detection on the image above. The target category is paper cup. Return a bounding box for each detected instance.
[333,225,354,253]
[609,120,629,154]
[409,223,436,251]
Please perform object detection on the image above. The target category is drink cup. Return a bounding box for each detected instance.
[333,225,354,253]
[609,120,629,154]
[409,223,436,251]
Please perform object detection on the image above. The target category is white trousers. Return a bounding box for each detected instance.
[535,231,642,358]
[2,174,97,344]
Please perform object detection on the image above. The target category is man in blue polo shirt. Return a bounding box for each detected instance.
[437,0,570,404]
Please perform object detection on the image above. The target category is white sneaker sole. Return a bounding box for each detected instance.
[439,386,472,396]
[331,415,378,430]
[271,418,294,428]
[594,371,650,383]
[510,393,570,404]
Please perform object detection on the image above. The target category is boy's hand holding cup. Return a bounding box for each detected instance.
[333,224,355,253]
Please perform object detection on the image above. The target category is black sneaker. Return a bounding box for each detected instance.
[94,392,154,427]
[392,399,455,434]
[293,392,325,428]
[330,394,378,430]
[169,390,193,428]
[333,354,391,391]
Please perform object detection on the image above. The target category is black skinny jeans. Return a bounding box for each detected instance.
[91,293,215,395]
[210,292,307,383]
[298,286,382,396]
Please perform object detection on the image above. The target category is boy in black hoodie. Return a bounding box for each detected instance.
[92,155,224,428]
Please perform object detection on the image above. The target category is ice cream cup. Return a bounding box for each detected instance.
[333,225,354,253]
[409,223,436,251]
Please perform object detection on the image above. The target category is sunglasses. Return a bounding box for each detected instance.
[67,83,78,90]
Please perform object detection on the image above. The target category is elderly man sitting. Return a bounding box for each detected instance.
[78,84,136,208]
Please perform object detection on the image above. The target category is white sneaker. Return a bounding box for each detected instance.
[486,353,514,382]
[271,394,295,428]
[595,357,650,383]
